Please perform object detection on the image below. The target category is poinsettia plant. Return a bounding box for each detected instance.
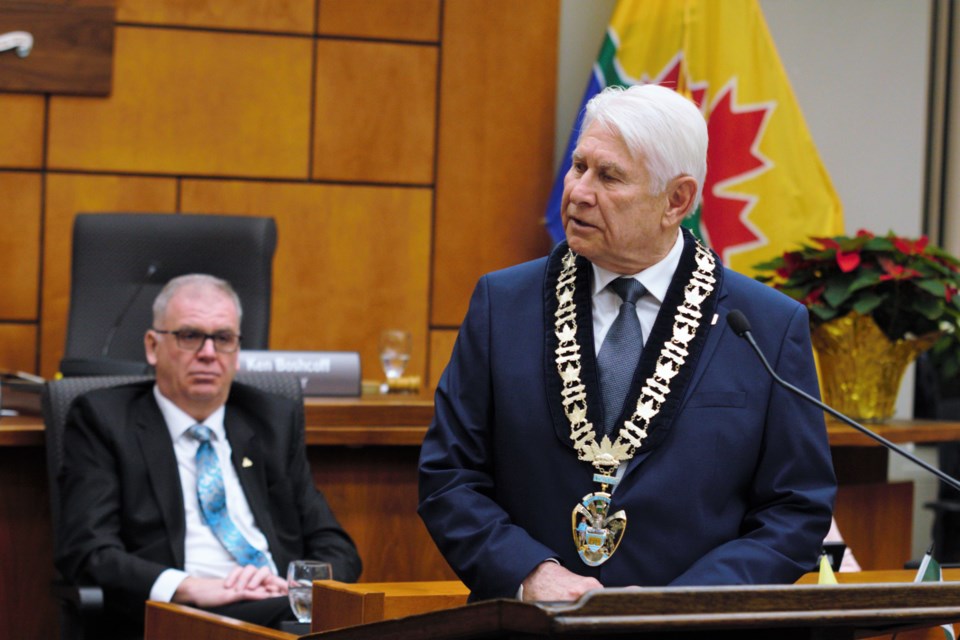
[754,230,960,378]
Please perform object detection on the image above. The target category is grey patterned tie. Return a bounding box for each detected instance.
[597,278,646,437]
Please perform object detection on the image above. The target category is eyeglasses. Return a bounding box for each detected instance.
[152,328,242,353]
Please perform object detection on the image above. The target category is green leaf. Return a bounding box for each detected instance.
[864,236,895,251]
[822,273,857,307]
[915,279,946,297]
[809,305,839,322]
[852,292,884,315]
[913,296,944,321]
[753,258,783,271]
[848,270,882,293]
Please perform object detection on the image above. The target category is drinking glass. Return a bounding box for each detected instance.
[379,329,412,389]
[287,560,333,624]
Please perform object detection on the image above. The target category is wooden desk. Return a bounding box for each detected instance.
[4,397,960,640]
[144,602,298,640]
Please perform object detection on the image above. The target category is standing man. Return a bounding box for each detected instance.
[57,274,361,637]
[418,85,835,602]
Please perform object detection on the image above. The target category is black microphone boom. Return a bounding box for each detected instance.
[726,309,960,494]
[101,262,159,357]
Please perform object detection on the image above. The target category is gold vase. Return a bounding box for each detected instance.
[811,312,939,423]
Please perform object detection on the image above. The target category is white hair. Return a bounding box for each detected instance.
[579,84,708,211]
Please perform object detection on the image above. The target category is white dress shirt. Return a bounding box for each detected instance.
[149,386,277,602]
[590,230,684,354]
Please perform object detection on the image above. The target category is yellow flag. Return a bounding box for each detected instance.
[547,0,844,272]
[818,552,838,585]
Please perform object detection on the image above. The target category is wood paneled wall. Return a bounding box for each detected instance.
[0,0,557,383]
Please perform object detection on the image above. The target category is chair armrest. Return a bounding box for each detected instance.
[924,500,960,514]
[52,581,104,613]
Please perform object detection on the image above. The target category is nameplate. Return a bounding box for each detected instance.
[237,351,361,397]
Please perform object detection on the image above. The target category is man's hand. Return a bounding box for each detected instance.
[224,565,288,595]
[521,561,603,602]
[173,565,288,607]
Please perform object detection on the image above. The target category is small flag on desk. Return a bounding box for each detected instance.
[817,551,837,585]
[914,549,956,640]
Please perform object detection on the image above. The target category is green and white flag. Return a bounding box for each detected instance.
[914,550,956,640]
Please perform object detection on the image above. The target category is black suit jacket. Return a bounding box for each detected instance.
[55,380,361,629]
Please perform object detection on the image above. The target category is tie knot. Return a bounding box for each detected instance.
[188,424,213,444]
[609,278,646,306]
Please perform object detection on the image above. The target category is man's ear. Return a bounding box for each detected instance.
[663,176,698,226]
[144,330,159,366]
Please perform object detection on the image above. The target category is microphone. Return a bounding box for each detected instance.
[101,262,159,357]
[726,309,960,494]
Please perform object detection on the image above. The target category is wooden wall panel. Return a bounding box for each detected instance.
[313,40,437,184]
[835,481,913,570]
[431,0,557,327]
[0,94,45,169]
[0,173,41,320]
[181,180,432,382]
[0,324,37,372]
[311,447,457,583]
[428,329,457,391]
[47,27,313,178]
[40,174,177,378]
[117,0,314,33]
[317,0,440,42]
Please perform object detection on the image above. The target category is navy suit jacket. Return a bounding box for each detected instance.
[55,381,361,629]
[419,236,836,600]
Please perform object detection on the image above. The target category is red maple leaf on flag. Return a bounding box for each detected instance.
[644,58,773,263]
[699,82,772,262]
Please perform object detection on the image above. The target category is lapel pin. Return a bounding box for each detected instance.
[712,313,719,325]
[242,457,253,468]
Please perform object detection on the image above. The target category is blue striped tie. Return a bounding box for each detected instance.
[188,425,268,568]
[597,278,647,437]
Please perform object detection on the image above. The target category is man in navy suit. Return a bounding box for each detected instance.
[418,84,835,602]
[56,274,361,637]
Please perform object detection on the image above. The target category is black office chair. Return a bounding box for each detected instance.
[42,372,305,640]
[60,213,277,376]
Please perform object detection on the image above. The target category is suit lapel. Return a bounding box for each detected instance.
[136,395,186,568]
[224,406,280,559]
[678,291,731,411]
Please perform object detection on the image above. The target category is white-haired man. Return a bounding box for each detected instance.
[419,84,835,602]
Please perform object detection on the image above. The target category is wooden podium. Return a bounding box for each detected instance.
[145,576,960,640]
[301,582,960,640]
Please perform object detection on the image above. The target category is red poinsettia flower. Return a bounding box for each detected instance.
[878,256,921,281]
[753,230,960,343]
[836,249,861,273]
[892,235,929,256]
[812,236,840,250]
[802,284,825,306]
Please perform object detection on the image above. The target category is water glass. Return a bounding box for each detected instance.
[287,560,332,624]
[379,329,412,384]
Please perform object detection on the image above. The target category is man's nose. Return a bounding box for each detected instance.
[569,174,597,206]
[195,336,217,358]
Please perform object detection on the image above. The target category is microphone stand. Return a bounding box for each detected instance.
[101,263,158,358]
[727,310,960,495]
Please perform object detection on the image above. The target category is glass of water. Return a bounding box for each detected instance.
[379,329,412,390]
[287,560,333,624]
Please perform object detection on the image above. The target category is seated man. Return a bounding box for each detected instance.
[56,274,361,638]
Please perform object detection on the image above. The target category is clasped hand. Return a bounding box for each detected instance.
[173,565,288,607]
[521,561,604,602]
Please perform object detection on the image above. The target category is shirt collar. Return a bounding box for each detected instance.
[153,385,227,442]
[590,230,685,303]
